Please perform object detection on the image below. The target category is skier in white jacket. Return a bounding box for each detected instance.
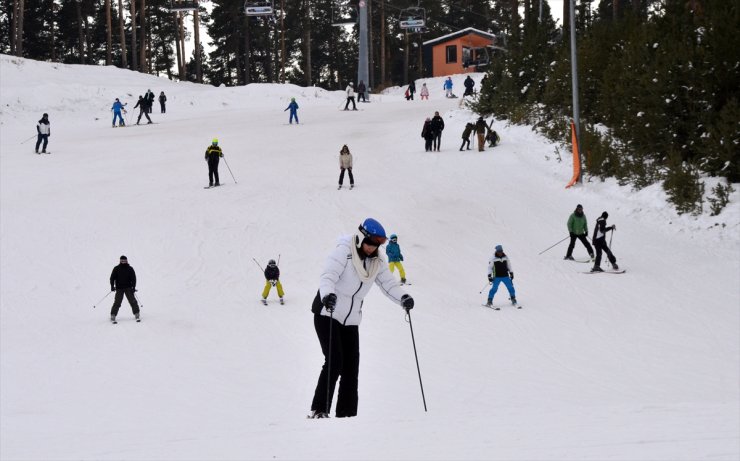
[308,218,414,419]
[343,82,357,111]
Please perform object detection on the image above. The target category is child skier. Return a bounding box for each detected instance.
[111,98,127,127]
[385,234,407,284]
[420,82,429,100]
[486,245,517,307]
[443,77,454,98]
[261,259,285,305]
[460,122,474,151]
[284,98,299,124]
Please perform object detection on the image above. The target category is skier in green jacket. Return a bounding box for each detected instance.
[565,204,595,261]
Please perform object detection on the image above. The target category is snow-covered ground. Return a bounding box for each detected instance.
[1,55,738,460]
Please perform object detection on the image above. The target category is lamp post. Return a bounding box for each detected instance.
[569,0,583,183]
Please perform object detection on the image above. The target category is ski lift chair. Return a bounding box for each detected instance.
[168,0,199,12]
[245,0,274,16]
[399,7,426,29]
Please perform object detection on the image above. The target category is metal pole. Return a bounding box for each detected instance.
[406,310,427,411]
[538,235,570,255]
[569,0,583,183]
[357,1,369,101]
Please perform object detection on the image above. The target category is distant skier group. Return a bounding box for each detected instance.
[109,89,167,128]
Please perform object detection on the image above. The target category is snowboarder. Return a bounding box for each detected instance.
[463,75,475,97]
[109,255,140,323]
[405,80,416,101]
[159,91,167,113]
[431,111,445,151]
[111,98,127,127]
[284,98,299,124]
[421,118,434,152]
[308,218,414,419]
[357,80,367,102]
[474,116,488,151]
[261,259,285,305]
[443,77,454,98]
[385,234,407,284]
[564,204,595,261]
[134,95,152,125]
[591,212,618,272]
[486,245,517,307]
[344,82,357,111]
[460,122,474,151]
[420,82,429,100]
[338,144,355,189]
[35,113,50,154]
[146,89,155,114]
[204,138,223,187]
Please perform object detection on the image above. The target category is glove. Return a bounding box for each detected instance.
[269,280,277,287]
[487,274,493,282]
[111,286,116,292]
[220,153,223,157]
[401,294,414,311]
[509,272,514,280]
[322,293,337,313]
[611,225,616,231]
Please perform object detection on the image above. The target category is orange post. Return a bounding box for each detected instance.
[565,121,581,188]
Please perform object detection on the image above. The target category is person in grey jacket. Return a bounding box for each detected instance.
[338,144,355,189]
[308,218,414,419]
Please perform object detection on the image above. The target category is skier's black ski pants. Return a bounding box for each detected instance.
[566,233,594,258]
[207,156,220,185]
[111,288,140,316]
[311,314,359,417]
[338,168,354,186]
[593,238,616,268]
[137,108,151,124]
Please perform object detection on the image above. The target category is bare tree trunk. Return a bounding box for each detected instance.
[417,34,422,78]
[563,0,570,34]
[178,12,186,78]
[11,0,16,55]
[303,0,311,86]
[194,5,202,82]
[139,0,146,72]
[50,0,56,61]
[83,3,92,63]
[174,12,182,79]
[244,15,251,84]
[613,0,620,20]
[105,0,112,65]
[380,0,385,86]
[15,0,24,56]
[117,0,128,68]
[76,0,85,63]
[130,0,138,71]
[280,0,285,83]
[403,31,409,83]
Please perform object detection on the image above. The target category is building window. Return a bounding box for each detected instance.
[445,45,457,63]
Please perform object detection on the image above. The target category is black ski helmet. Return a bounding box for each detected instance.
[268,259,276,266]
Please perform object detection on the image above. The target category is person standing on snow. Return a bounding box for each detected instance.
[35,113,50,154]
[111,98,127,127]
[474,116,488,151]
[261,259,285,305]
[146,89,155,114]
[344,82,357,111]
[443,77,454,98]
[357,80,367,102]
[420,82,429,100]
[308,218,414,419]
[460,122,474,151]
[284,98,299,124]
[385,234,407,284]
[486,245,517,307]
[337,144,355,189]
[421,117,434,152]
[405,80,416,101]
[591,212,618,272]
[430,111,445,152]
[110,255,140,323]
[463,75,475,97]
[134,95,152,125]
[159,91,167,113]
[564,204,595,261]
[204,138,223,187]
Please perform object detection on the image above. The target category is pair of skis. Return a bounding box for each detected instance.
[261,299,285,305]
[566,257,626,274]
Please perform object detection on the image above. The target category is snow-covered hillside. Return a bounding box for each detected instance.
[1,55,738,460]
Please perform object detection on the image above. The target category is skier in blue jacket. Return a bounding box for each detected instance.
[385,234,407,284]
[284,98,299,124]
[111,98,127,127]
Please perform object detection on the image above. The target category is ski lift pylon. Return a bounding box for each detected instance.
[399,6,426,29]
[244,0,274,16]
[167,0,198,12]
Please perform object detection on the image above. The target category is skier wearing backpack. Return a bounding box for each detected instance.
[109,255,140,323]
[35,113,50,154]
[564,204,595,261]
[308,218,414,419]
[261,259,284,305]
[485,245,517,307]
[591,212,618,272]
[385,234,407,284]
[284,98,299,124]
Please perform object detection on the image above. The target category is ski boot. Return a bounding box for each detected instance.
[564,255,574,260]
[279,298,285,305]
[485,298,493,307]
[308,410,330,419]
[261,298,268,306]
[401,278,407,285]
[135,313,141,322]
[110,315,117,324]
[590,266,604,272]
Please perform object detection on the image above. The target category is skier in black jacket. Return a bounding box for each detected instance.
[591,212,618,272]
[109,255,140,322]
[261,259,284,305]
[134,96,152,125]
[430,111,445,151]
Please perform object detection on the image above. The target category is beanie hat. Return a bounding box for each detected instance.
[576,204,583,209]
[119,255,127,261]
[495,245,503,252]
[601,211,609,219]
[212,138,218,144]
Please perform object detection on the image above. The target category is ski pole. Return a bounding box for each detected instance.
[222,155,238,184]
[478,281,491,294]
[607,229,615,268]
[251,258,264,272]
[326,309,334,415]
[277,254,281,266]
[538,235,570,255]
[134,291,144,308]
[20,134,36,144]
[405,310,427,412]
[93,291,113,309]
